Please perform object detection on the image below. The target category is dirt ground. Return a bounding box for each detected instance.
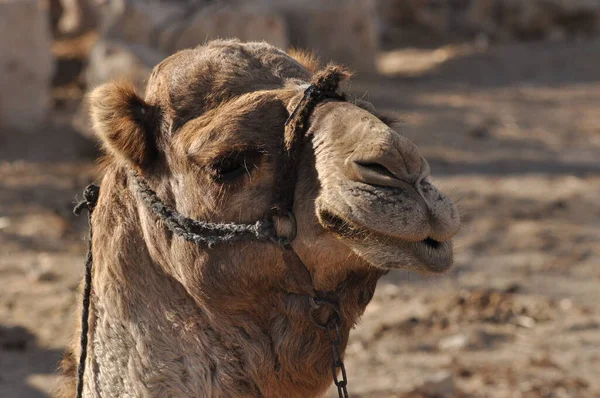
[1,39,599,398]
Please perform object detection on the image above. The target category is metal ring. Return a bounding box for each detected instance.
[309,298,341,330]
[272,211,297,250]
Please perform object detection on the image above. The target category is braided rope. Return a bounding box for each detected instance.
[73,184,99,398]
[129,172,275,247]
[276,65,347,213]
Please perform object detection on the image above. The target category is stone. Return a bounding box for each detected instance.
[438,333,469,351]
[99,1,288,53]
[78,38,164,136]
[86,38,165,93]
[166,4,288,52]
[266,0,378,74]
[56,0,99,35]
[438,329,513,352]
[0,217,10,230]
[0,0,53,132]
[412,371,456,398]
[375,0,452,44]
[514,315,536,328]
[0,326,33,351]
[375,0,416,31]
[545,0,600,13]
[28,265,56,282]
[99,0,183,48]
[463,0,503,38]
[95,0,377,73]
[377,0,600,43]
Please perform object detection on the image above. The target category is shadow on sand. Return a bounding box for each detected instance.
[0,325,65,398]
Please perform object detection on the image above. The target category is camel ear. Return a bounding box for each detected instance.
[89,82,157,169]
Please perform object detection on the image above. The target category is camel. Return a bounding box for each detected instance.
[58,39,460,397]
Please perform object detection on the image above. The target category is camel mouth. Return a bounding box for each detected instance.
[319,210,365,238]
[411,238,453,273]
[318,210,454,273]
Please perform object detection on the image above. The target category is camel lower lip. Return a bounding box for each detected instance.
[319,210,453,272]
[412,238,453,273]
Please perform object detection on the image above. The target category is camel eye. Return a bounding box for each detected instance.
[212,150,260,182]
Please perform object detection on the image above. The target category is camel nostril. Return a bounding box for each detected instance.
[423,237,442,249]
[355,161,399,181]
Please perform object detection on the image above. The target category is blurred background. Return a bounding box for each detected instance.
[1,0,599,397]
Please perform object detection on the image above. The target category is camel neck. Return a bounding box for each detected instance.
[80,170,383,396]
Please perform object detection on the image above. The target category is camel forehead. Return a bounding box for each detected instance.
[145,40,311,130]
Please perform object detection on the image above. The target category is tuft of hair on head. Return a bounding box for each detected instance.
[288,48,321,74]
[375,111,403,128]
[88,81,158,170]
[323,63,354,80]
[311,63,353,93]
[352,98,403,127]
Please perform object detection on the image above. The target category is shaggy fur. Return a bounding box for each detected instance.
[58,40,459,397]
[89,82,160,170]
[287,49,321,73]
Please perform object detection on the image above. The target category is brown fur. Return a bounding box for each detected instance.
[56,349,76,398]
[89,82,158,170]
[287,48,321,73]
[59,40,459,397]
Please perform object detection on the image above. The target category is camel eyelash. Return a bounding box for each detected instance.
[211,149,263,183]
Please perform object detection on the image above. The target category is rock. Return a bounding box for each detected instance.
[267,0,378,74]
[467,114,498,139]
[510,0,599,38]
[27,253,57,282]
[504,282,522,294]
[94,0,377,73]
[462,0,504,39]
[545,0,600,14]
[375,0,413,43]
[28,266,56,282]
[86,38,164,92]
[375,0,456,45]
[0,0,53,132]
[412,371,456,398]
[79,38,164,135]
[0,326,33,351]
[376,0,600,44]
[438,330,511,351]
[438,333,469,351]
[99,0,288,53]
[500,0,556,39]
[559,298,573,311]
[166,3,288,52]
[567,320,600,331]
[0,217,10,230]
[56,0,99,35]
[514,315,536,328]
[99,0,182,48]
[14,213,71,240]
[496,0,600,39]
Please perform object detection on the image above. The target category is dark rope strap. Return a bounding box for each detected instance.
[73,184,100,398]
[275,66,347,214]
[129,172,276,247]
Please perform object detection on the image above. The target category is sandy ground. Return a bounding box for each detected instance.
[1,39,599,398]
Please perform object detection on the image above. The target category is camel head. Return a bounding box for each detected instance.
[89,40,460,293]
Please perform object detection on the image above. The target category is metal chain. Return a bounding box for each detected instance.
[309,298,350,397]
[326,318,349,398]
